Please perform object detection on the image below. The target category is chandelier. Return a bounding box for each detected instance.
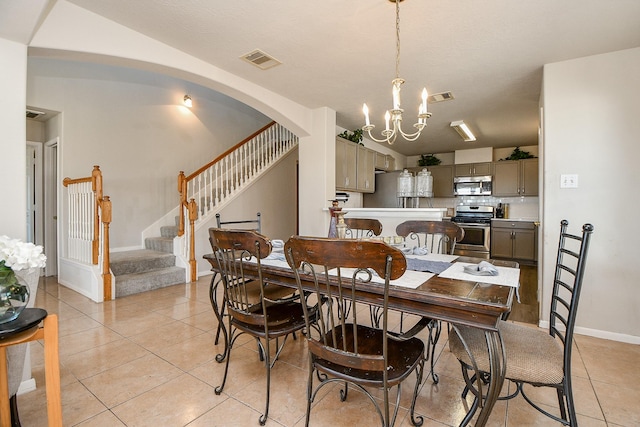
[362,0,431,145]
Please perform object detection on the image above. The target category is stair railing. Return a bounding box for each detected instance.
[62,165,113,300]
[177,121,298,281]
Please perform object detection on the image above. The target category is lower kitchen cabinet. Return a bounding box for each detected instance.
[491,220,538,262]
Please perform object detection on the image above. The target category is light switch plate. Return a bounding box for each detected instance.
[560,174,579,188]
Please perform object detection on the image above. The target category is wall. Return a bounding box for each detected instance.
[542,47,640,342]
[27,57,272,249]
[0,38,28,239]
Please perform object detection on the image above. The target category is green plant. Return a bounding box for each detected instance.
[501,147,536,160]
[417,154,441,167]
[337,129,364,144]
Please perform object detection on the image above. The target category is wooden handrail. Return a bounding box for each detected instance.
[185,121,276,181]
[62,176,92,186]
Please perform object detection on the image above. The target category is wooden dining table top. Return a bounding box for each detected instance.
[203,252,518,332]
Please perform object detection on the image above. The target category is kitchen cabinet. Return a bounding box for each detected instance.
[335,138,375,193]
[429,165,454,198]
[493,158,538,197]
[409,165,454,198]
[491,220,538,262]
[454,162,493,177]
[336,137,358,191]
[356,145,375,193]
[374,152,395,171]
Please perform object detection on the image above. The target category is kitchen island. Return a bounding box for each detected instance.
[340,208,448,239]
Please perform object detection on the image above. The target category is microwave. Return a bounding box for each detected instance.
[453,175,492,196]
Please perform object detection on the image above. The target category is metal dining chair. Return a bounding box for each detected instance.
[285,236,425,427]
[209,228,316,425]
[378,220,465,383]
[448,220,594,427]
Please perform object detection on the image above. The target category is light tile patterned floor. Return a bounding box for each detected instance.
[15,275,640,426]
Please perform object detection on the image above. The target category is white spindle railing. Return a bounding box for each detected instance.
[177,122,298,281]
[66,180,94,263]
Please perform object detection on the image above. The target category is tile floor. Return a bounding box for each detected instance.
[15,275,640,426]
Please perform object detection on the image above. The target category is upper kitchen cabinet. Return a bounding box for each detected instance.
[429,165,454,197]
[374,152,395,171]
[454,162,493,177]
[409,165,454,198]
[336,137,358,191]
[335,138,375,193]
[356,145,375,193]
[493,158,539,197]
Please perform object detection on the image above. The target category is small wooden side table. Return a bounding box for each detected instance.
[0,308,61,427]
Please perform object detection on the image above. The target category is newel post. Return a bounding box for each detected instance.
[188,198,198,282]
[101,196,113,300]
[91,165,103,265]
[178,171,186,236]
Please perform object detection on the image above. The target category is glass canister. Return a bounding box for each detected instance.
[396,169,415,198]
[415,168,433,198]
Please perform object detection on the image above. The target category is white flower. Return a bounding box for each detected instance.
[0,236,47,271]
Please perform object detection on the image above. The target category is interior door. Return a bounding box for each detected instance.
[44,138,58,276]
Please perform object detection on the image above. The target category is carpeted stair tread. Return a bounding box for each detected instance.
[144,237,174,253]
[115,266,185,297]
[110,249,176,275]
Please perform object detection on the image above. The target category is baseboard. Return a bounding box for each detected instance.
[538,320,640,344]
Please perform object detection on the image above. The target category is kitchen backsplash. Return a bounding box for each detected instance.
[430,196,539,220]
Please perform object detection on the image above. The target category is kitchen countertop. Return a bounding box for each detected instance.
[492,218,539,222]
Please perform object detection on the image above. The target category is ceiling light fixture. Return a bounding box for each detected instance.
[183,95,193,108]
[362,0,431,145]
[450,120,476,141]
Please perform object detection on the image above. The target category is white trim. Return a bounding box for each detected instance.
[538,320,640,345]
[58,258,103,302]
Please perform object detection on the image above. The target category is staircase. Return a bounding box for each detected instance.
[109,122,298,297]
[110,222,185,297]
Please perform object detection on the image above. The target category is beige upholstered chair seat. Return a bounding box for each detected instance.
[449,321,565,386]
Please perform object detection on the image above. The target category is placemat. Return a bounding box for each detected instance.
[438,262,520,288]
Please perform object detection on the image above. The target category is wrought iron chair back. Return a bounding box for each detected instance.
[343,217,383,239]
[215,211,261,233]
[396,220,464,254]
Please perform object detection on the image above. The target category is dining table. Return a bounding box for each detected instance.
[203,243,519,427]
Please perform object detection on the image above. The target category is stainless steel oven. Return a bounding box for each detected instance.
[451,206,494,259]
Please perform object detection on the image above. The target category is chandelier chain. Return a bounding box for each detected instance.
[395,0,401,80]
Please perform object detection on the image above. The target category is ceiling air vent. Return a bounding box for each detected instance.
[241,49,282,70]
[428,91,454,103]
[26,109,46,119]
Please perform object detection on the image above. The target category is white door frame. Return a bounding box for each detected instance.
[44,138,59,276]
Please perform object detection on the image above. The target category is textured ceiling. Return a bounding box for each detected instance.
[6,0,640,155]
